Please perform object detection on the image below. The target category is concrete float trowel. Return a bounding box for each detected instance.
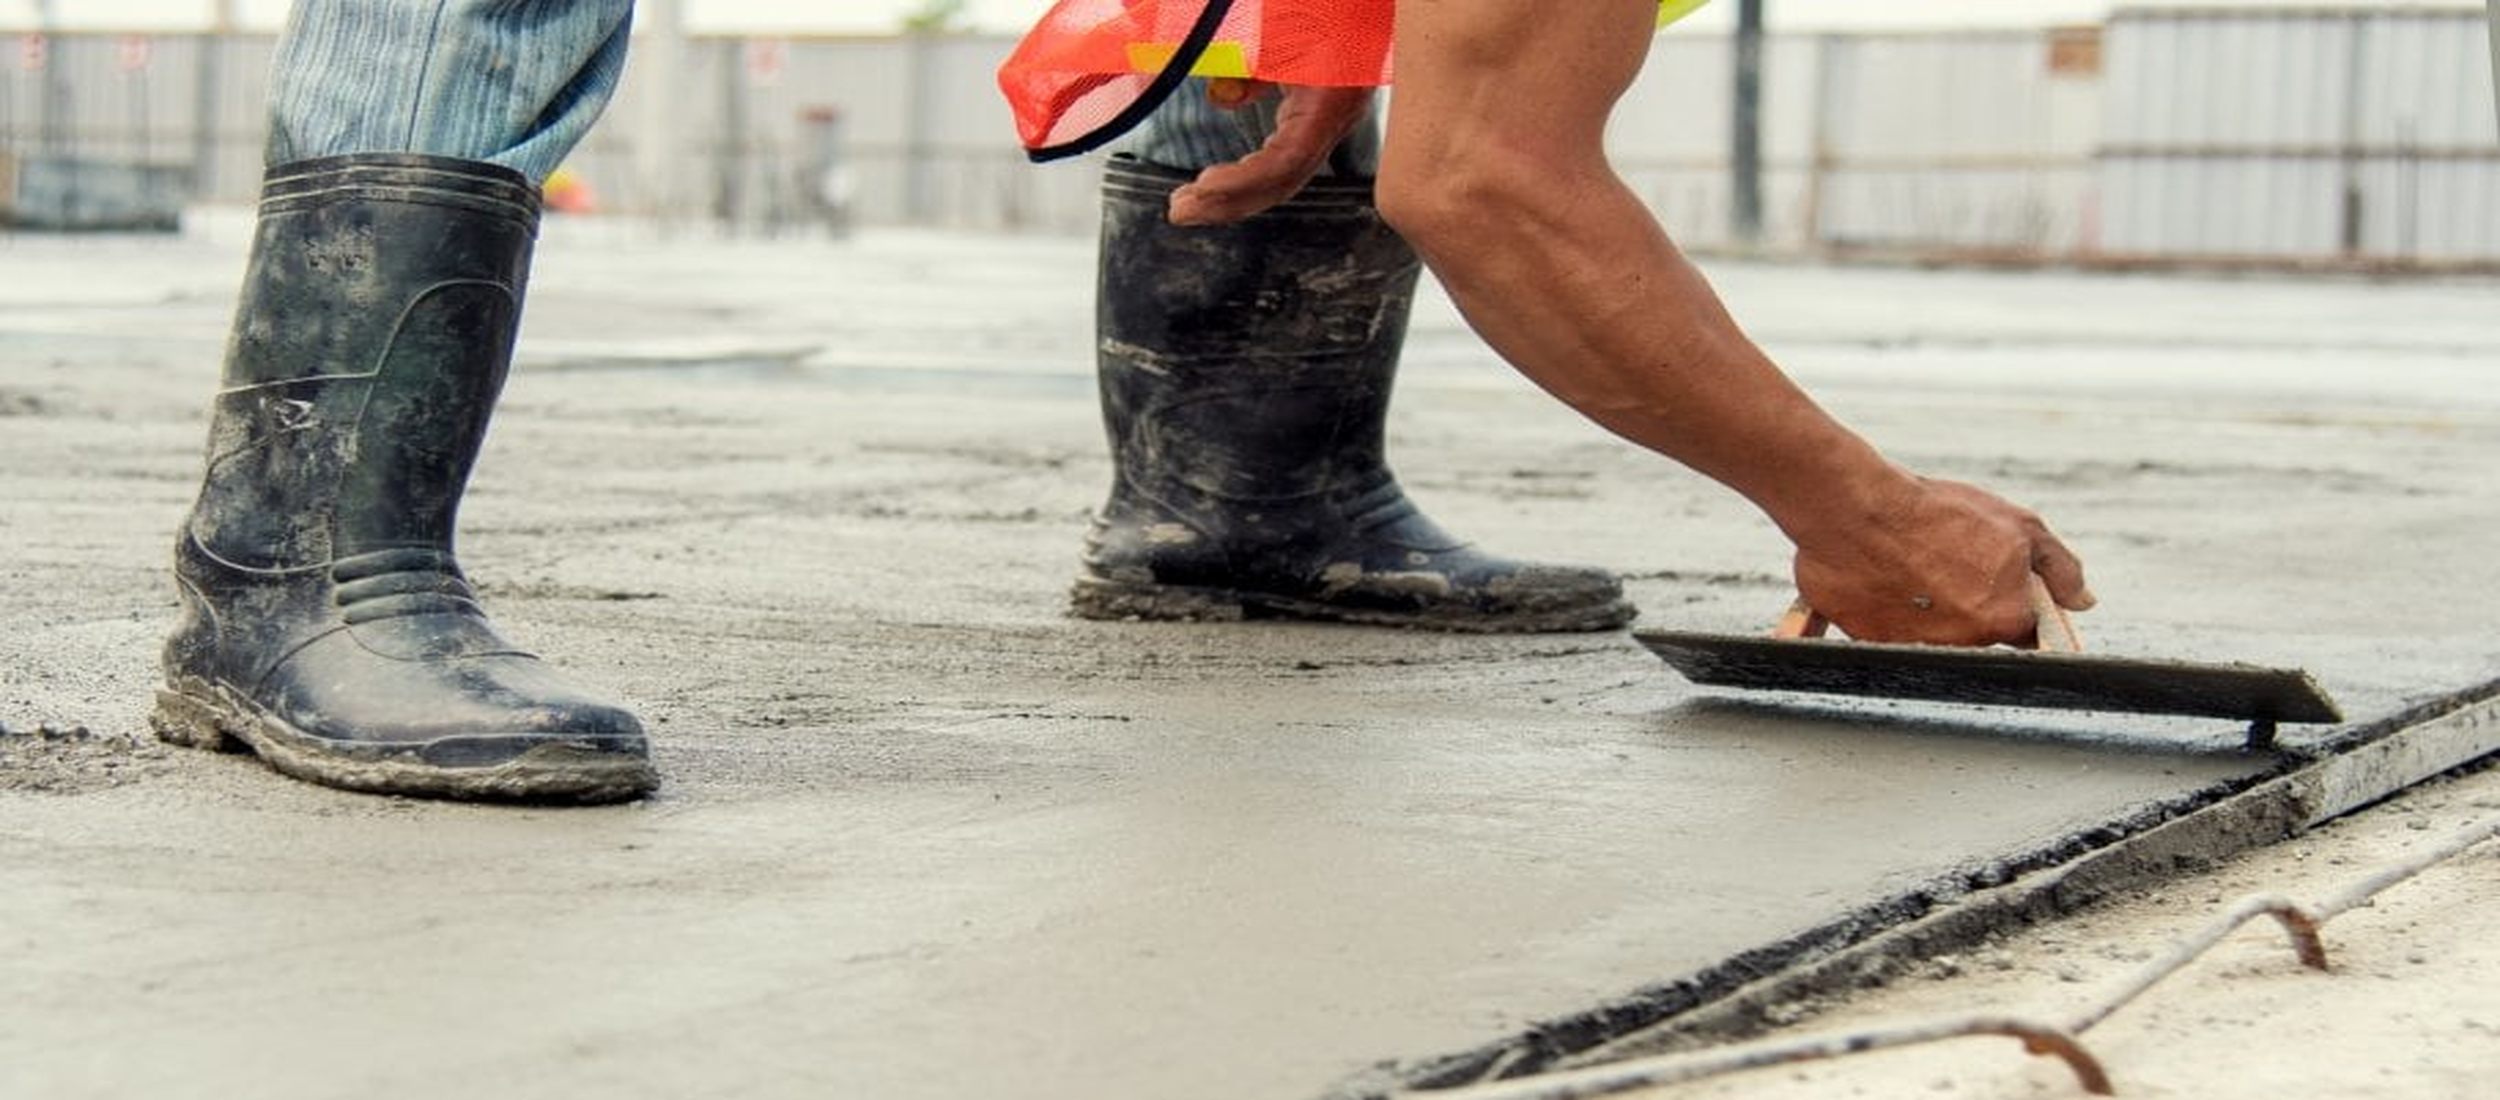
[1635,577,2341,749]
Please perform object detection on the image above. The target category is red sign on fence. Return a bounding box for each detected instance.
[746,38,787,86]
[19,33,45,72]
[118,35,153,73]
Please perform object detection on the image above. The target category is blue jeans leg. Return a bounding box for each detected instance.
[265,0,633,183]
[1119,79,1382,177]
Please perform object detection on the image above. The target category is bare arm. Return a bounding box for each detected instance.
[1378,0,2090,644]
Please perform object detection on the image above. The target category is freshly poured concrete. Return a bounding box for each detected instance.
[3,218,2495,1100]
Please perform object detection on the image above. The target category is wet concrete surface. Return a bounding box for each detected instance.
[3,216,2496,1099]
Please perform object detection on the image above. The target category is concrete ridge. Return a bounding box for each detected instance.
[1333,681,2500,1100]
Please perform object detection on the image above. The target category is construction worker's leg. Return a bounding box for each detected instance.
[154,0,655,802]
[1070,86,1635,632]
[267,0,631,180]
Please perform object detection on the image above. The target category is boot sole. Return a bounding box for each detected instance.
[1070,578,1636,634]
[151,680,658,805]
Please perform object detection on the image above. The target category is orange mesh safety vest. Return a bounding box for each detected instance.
[1001,0,1712,160]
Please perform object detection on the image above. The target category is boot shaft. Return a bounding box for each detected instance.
[197,155,539,571]
[156,156,654,802]
[1078,159,1636,631]
[1095,157,1419,502]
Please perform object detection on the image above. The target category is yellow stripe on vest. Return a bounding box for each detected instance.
[1659,0,1712,28]
[1125,41,1252,79]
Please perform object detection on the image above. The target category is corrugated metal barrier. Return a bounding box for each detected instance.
[2100,7,2500,267]
[2,10,2494,268]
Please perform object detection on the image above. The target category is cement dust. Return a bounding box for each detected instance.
[0,721,180,794]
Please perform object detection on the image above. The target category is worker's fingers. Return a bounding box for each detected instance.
[1169,85,1373,226]
[1789,476,2092,650]
[1169,154,1319,225]
[1204,78,1274,109]
[2028,528,2096,612]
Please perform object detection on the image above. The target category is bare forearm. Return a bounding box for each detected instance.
[1382,0,2091,644]
[1379,0,1909,544]
[1391,165,1912,544]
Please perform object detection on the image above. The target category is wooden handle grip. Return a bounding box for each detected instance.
[1771,575,2086,652]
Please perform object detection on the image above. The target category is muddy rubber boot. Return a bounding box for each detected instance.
[151,155,656,803]
[1074,158,1636,632]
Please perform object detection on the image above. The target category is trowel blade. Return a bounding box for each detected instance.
[1633,630,2343,724]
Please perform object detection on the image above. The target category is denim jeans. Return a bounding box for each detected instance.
[261,3,1373,186]
[265,0,634,183]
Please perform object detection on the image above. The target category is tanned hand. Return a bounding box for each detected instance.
[1168,81,1375,226]
[1790,477,2095,648]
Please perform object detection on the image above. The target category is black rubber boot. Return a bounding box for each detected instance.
[152,155,656,803]
[1075,158,1635,632]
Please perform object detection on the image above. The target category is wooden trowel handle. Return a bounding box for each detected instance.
[1772,600,1832,640]
[1774,574,2084,653]
[2027,574,2084,653]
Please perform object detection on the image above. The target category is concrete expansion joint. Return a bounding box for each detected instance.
[1351,686,2500,1100]
[1404,812,2500,1100]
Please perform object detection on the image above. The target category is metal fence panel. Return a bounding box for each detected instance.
[2098,7,2500,264]
[2,30,273,203]
[4,14,2494,267]
[3,32,196,167]
[1808,31,2099,254]
[1611,32,1824,249]
[571,33,1096,232]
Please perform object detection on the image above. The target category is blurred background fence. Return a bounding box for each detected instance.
[2,6,2494,268]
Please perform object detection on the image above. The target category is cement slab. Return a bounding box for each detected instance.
[2,218,2496,1100]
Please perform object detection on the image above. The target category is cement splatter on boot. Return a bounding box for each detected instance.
[1075,157,1634,633]
[155,156,655,803]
